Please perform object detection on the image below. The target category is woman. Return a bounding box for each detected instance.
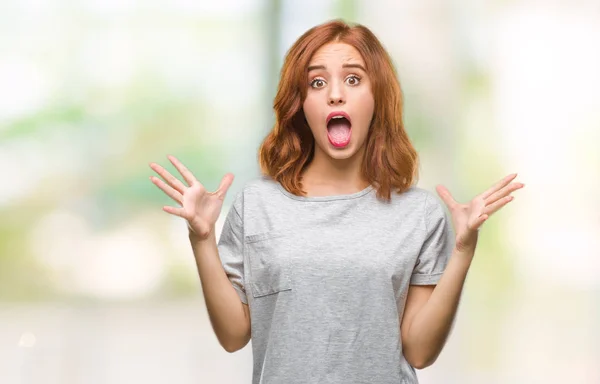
[149,20,523,384]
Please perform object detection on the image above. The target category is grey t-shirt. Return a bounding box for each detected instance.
[217,176,454,384]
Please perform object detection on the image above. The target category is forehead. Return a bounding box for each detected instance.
[309,42,364,65]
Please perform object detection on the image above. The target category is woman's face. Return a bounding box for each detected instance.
[303,42,375,161]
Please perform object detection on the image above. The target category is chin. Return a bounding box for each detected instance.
[325,142,360,160]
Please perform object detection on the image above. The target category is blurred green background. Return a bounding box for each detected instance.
[1,0,599,383]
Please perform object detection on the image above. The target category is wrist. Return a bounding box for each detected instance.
[188,227,216,244]
[455,230,479,253]
[454,241,477,256]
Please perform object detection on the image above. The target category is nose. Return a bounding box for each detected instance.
[328,96,344,106]
[328,81,345,106]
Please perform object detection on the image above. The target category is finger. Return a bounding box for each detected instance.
[435,185,458,209]
[484,195,513,216]
[162,205,186,218]
[150,176,183,204]
[481,173,518,200]
[215,173,234,199]
[168,155,198,187]
[149,162,187,194]
[484,182,524,205]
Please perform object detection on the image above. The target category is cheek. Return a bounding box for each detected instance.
[302,96,320,130]
[354,91,375,128]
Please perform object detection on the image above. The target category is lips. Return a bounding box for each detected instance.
[326,111,351,125]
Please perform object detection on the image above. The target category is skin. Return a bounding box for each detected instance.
[301,42,374,196]
[148,42,526,366]
[149,158,250,353]
[401,175,524,368]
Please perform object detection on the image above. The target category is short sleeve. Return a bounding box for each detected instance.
[217,193,247,304]
[410,193,455,285]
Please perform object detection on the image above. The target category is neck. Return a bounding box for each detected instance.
[301,145,369,196]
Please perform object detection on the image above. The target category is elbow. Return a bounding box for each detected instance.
[410,356,436,370]
[403,336,442,370]
[221,341,243,353]
[212,314,251,353]
[218,333,250,353]
[404,350,439,370]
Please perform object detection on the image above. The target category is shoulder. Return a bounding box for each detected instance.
[388,185,448,230]
[240,175,280,195]
[227,175,284,211]
[389,185,438,208]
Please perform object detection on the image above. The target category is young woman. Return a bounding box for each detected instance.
[149,20,523,384]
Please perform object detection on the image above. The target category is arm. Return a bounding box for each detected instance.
[149,156,251,353]
[400,244,475,369]
[401,173,524,369]
[191,231,251,353]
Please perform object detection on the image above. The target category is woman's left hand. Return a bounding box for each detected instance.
[436,173,525,252]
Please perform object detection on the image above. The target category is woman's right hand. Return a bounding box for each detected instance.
[149,155,234,240]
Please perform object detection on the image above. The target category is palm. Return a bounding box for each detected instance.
[149,155,234,239]
[436,173,524,251]
[454,198,485,232]
[182,184,226,236]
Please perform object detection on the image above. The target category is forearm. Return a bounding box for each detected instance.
[190,232,250,352]
[403,245,475,367]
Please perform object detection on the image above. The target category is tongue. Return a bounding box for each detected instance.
[327,120,352,147]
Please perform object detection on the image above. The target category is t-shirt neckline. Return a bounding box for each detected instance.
[276,182,375,202]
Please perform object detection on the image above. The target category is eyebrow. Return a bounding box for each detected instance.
[307,63,367,72]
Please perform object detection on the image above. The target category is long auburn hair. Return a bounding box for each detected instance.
[258,19,419,202]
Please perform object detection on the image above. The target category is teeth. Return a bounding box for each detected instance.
[332,116,344,119]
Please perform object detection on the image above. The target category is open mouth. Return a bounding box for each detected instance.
[326,112,352,148]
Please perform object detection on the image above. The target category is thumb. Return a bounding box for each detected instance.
[215,173,234,199]
[435,184,457,209]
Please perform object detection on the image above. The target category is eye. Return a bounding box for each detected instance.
[345,75,361,86]
[310,78,326,88]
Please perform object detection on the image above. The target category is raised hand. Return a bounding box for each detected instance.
[436,173,525,252]
[149,155,234,240]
